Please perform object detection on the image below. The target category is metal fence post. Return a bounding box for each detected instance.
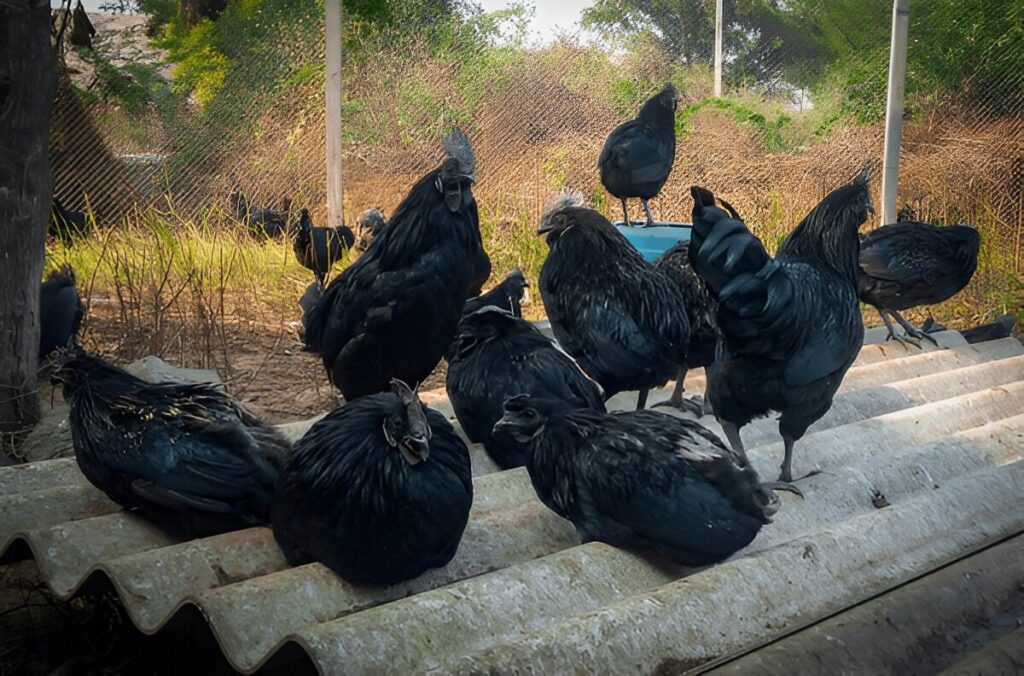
[714,0,723,97]
[881,0,910,226]
[326,0,343,227]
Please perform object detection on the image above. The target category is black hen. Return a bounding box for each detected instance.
[538,189,690,410]
[353,207,386,255]
[689,173,872,490]
[49,198,89,241]
[494,395,772,566]
[447,306,604,468]
[272,379,472,585]
[444,267,529,361]
[39,265,84,362]
[653,239,718,412]
[462,267,529,318]
[230,183,290,238]
[599,83,678,226]
[858,221,980,345]
[291,208,355,286]
[56,352,289,535]
[303,129,491,399]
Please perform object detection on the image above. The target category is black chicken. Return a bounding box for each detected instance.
[229,183,290,238]
[443,267,530,362]
[653,240,718,412]
[291,208,355,286]
[494,395,773,566]
[599,83,678,226]
[49,198,89,241]
[925,313,1016,344]
[272,379,472,585]
[538,189,690,410]
[303,129,491,399]
[858,221,980,345]
[55,351,289,535]
[689,173,872,491]
[353,207,386,255]
[446,306,604,469]
[39,265,84,361]
[297,280,322,350]
[462,267,529,318]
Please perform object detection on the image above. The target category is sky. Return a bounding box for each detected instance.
[59,0,596,32]
[476,0,593,43]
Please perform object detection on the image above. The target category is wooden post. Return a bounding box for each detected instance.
[0,0,56,433]
[881,0,910,225]
[325,0,343,227]
[713,0,723,97]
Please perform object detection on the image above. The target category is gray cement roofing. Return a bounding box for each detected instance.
[2,328,1021,673]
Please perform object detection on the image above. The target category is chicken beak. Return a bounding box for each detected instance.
[400,435,430,465]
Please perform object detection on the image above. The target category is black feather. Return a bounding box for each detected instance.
[446,306,604,468]
[858,221,980,313]
[291,208,354,286]
[57,352,290,535]
[40,265,84,361]
[303,131,491,399]
[599,84,677,202]
[494,395,771,566]
[272,384,472,585]
[538,201,690,399]
[688,173,871,479]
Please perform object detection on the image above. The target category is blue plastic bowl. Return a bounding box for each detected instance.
[613,221,693,262]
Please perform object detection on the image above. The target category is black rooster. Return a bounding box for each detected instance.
[689,173,872,492]
[272,379,472,585]
[49,198,89,241]
[858,221,980,345]
[599,83,678,226]
[39,265,84,362]
[291,208,355,286]
[55,352,289,535]
[538,189,690,410]
[653,240,718,412]
[446,306,604,469]
[352,207,386,255]
[229,183,290,238]
[462,267,529,318]
[303,129,491,399]
[494,395,773,566]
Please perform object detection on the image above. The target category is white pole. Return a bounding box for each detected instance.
[325,0,343,227]
[713,0,723,97]
[881,0,909,225]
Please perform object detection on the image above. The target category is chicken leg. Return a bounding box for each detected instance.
[879,309,920,348]
[636,388,649,411]
[892,309,939,346]
[653,366,706,416]
[620,198,631,226]
[641,199,655,226]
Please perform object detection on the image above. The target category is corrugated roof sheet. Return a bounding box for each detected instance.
[2,329,1022,673]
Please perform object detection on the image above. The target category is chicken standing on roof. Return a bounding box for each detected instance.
[858,220,980,345]
[302,129,491,399]
[538,188,691,411]
[689,172,872,493]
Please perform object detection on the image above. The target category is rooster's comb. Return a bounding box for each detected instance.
[443,128,476,176]
[542,186,586,219]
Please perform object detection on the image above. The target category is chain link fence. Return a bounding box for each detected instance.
[52,0,1023,280]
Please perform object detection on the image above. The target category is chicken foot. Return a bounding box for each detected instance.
[891,309,939,346]
[879,309,921,347]
[653,367,706,416]
[641,199,655,226]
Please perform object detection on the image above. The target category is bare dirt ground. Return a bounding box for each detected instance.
[80,302,449,425]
